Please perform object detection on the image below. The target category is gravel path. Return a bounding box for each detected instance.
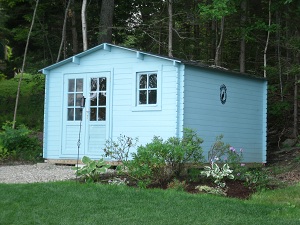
[0,163,76,184]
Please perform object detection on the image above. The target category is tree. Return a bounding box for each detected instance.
[198,0,236,67]
[57,0,71,62]
[81,0,88,51]
[13,0,39,129]
[98,0,115,44]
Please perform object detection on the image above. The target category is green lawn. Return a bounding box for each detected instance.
[0,181,299,225]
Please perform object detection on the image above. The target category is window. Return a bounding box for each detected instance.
[137,73,157,105]
[67,78,83,121]
[90,77,107,121]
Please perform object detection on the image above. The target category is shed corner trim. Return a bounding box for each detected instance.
[136,51,144,60]
[103,43,111,52]
[72,56,80,65]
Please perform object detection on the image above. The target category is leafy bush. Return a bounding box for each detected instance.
[125,128,204,187]
[208,135,243,168]
[167,179,187,191]
[0,121,42,161]
[73,156,111,183]
[103,134,138,163]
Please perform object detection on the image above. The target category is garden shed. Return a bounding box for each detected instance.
[40,43,267,163]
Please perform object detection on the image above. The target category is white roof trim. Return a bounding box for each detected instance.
[40,43,181,73]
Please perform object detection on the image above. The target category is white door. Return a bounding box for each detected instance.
[62,72,110,158]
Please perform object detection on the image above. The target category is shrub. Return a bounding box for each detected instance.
[73,156,111,183]
[103,134,138,163]
[125,128,204,187]
[167,179,187,191]
[0,121,42,161]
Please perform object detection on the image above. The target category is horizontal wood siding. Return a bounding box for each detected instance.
[44,47,180,159]
[110,54,179,154]
[183,66,267,163]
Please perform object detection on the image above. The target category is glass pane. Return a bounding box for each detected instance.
[139,90,147,104]
[139,74,147,89]
[76,79,83,92]
[75,93,83,106]
[91,78,97,91]
[68,94,74,106]
[75,108,82,121]
[90,93,97,106]
[149,74,157,88]
[148,90,157,104]
[98,108,106,121]
[90,108,97,121]
[68,108,74,121]
[68,79,75,92]
[99,78,106,91]
[98,93,106,106]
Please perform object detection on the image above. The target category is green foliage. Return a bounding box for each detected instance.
[196,185,227,196]
[243,168,271,191]
[0,121,42,161]
[201,163,234,188]
[198,0,237,20]
[125,129,204,187]
[73,156,111,183]
[0,145,12,161]
[0,74,44,130]
[167,179,187,192]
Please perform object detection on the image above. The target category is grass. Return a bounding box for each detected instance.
[0,181,299,225]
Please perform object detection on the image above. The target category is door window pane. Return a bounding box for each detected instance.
[89,77,106,121]
[90,108,97,121]
[67,78,83,121]
[76,79,83,92]
[68,79,75,92]
[98,108,106,121]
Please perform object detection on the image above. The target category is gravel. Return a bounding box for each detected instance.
[0,163,77,184]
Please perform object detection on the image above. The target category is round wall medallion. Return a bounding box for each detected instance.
[220,84,227,104]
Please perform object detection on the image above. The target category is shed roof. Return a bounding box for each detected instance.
[40,43,265,81]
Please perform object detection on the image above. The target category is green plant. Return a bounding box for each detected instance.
[167,179,187,191]
[103,134,138,163]
[0,121,42,161]
[125,128,204,187]
[244,168,270,191]
[208,135,243,166]
[0,146,12,161]
[108,177,128,186]
[73,156,111,183]
[201,163,234,188]
[195,185,226,196]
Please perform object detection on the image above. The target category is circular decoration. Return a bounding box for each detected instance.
[220,84,227,104]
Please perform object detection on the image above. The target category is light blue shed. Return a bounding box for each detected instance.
[40,43,267,163]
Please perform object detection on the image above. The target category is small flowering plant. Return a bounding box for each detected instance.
[201,162,234,188]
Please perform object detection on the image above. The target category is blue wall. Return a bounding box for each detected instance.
[183,65,267,162]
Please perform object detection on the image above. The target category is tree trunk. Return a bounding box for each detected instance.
[239,0,246,73]
[215,17,224,67]
[98,0,115,44]
[12,0,39,129]
[263,0,271,78]
[82,0,88,51]
[71,1,78,54]
[168,0,173,57]
[293,74,298,138]
[276,10,283,101]
[56,0,71,62]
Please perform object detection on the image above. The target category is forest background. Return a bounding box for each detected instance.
[0,0,300,162]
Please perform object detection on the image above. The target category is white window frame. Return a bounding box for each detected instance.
[132,69,162,111]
